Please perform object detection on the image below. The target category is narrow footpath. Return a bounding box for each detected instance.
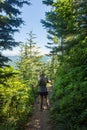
[25,87,52,130]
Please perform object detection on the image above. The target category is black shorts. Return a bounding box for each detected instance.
[38,91,48,96]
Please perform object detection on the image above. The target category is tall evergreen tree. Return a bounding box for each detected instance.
[17,31,45,82]
[41,0,60,78]
[43,1,87,129]
[0,0,30,67]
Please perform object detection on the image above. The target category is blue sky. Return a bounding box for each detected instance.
[3,0,51,56]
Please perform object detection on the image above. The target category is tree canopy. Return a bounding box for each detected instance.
[42,0,87,129]
[0,0,30,67]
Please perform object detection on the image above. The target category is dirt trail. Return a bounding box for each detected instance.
[25,87,52,130]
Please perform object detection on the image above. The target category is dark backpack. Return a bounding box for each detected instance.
[38,76,48,86]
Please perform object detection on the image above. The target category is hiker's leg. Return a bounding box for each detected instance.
[45,95,50,107]
[40,95,43,109]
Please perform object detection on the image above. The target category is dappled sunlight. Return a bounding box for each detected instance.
[25,88,52,130]
[26,118,41,130]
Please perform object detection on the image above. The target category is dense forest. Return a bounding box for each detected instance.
[42,0,87,130]
[0,0,87,130]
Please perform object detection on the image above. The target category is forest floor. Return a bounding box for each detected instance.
[25,86,53,130]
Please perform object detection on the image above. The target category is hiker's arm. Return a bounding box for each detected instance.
[48,79,53,86]
[47,78,52,84]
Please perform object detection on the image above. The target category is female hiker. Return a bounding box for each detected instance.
[37,71,50,111]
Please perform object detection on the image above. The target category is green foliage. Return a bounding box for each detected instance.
[17,31,48,82]
[43,0,87,129]
[50,38,87,129]
[0,0,30,67]
[42,0,53,5]
[0,67,34,130]
[50,64,87,130]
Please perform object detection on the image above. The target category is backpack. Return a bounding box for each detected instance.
[38,76,48,86]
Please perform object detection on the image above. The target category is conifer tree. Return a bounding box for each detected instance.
[0,0,30,67]
[42,1,87,129]
[18,31,45,82]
